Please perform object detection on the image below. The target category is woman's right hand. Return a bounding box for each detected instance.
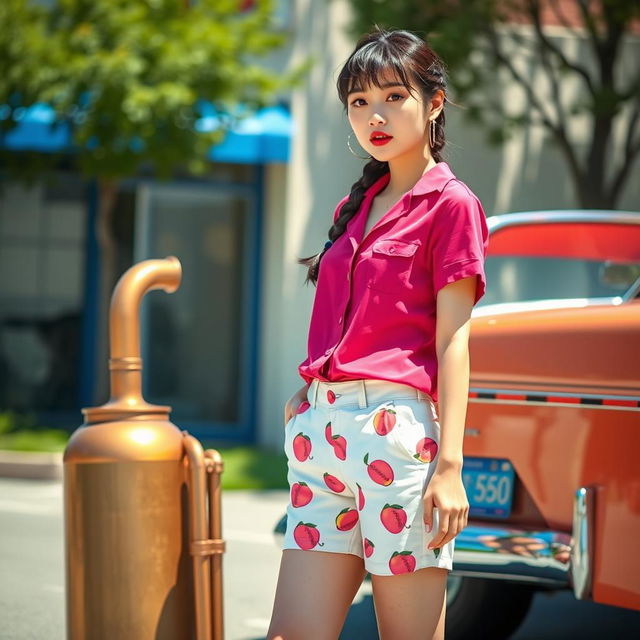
[284,384,310,427]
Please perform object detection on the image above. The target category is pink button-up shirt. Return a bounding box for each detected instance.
[298,161,489,403]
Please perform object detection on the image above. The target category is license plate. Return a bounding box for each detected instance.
[462,457,515,518]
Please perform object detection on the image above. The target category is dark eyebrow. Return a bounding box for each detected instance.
[347,82,405,96]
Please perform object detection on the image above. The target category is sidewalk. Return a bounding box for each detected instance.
[0,450,63,480]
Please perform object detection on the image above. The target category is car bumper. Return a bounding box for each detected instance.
[447,524,572,587]
[453,486,595,599]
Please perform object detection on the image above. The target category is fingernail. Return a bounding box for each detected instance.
[426,524,431,533]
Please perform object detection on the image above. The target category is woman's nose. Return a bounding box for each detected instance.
[369,111,386,126]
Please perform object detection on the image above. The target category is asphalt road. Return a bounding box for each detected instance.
[0,478,638,639]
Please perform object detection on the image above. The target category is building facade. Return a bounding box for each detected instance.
[1,0,638,448]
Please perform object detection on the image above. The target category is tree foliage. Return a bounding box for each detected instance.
[0,0,308,179]
[0,0,310,405]
[347,0,640,208]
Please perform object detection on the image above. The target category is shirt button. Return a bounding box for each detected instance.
[338,317,343,324]
[389,247,395,253]
[325,348,332,356]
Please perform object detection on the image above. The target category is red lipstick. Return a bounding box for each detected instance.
[370,131,393,146]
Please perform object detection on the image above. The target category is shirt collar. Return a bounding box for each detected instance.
[411,161,455,195]
[364,161,455,201]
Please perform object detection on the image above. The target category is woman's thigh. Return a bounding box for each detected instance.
[371,567,448,640]
[267,549,366,640]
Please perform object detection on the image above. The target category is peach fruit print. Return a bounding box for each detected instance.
[364,453,394,486]
[364,538,375,558]
[291,482,313,507]
[296,400,311,414]
[380,503,410,533]
[292,432,313,461]
[389,551,416,574]
[414,437,438,463]
[356,482,365,510]
[294,522,324,550]
[323,472,346,493]
[373,407,397,435]
[325,421,347,460]
[335,507,359,531]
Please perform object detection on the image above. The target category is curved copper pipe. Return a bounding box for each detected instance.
[84,256,182,423]
[110,256,181,361]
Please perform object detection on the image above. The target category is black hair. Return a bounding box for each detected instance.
[299,27,449,286]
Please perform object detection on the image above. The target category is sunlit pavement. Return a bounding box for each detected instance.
[0,478,637,639]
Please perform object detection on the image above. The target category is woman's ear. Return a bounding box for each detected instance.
[429,89,446,119]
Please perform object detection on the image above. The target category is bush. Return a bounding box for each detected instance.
[0,410,69,452]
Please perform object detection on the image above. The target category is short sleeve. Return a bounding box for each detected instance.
[430,191,489,306]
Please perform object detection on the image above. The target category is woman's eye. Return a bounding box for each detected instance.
[350,93,404,107]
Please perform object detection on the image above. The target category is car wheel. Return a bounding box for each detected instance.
[445,576,536,640]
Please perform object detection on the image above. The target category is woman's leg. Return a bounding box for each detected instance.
[371,567,448,640]
[267,549,367,640]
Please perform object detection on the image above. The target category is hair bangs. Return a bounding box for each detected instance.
[337,40,418,106]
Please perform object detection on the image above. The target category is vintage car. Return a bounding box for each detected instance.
[273,209,640,639]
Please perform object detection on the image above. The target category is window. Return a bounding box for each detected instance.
[0,174,86,411]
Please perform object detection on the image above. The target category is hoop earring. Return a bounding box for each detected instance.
[428,119,436,149]
[347,133,371,160]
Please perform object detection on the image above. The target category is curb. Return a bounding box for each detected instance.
[0,450,63,481]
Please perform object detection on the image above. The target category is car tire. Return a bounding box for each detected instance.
[445,576,536,640]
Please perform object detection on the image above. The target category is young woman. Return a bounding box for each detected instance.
[267,28,489,640]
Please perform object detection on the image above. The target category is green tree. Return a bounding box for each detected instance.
[347,0,640,209]
[0,0,309,403]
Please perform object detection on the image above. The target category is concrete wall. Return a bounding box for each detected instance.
[258,0,362,450]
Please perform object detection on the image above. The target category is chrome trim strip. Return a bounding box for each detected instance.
[468,399,639,412]
[487,210,640,233]
[570,486,596,600]
[472,297,622,317]
[468,387,640,403]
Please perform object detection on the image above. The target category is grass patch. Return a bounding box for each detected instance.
[201,443,288,490]
[0,429,69,452]
[0,410,69,452]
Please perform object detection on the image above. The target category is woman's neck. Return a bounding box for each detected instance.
[384,151,438,200]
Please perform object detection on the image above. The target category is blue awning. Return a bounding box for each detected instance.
[0,102,292,164]
[197,103,292,164]
[0,103,72,152]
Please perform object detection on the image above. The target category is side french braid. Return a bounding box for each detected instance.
[298,158,388,286]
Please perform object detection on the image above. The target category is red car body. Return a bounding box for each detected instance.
[441,210,640,637]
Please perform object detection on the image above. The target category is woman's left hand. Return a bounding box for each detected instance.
[423,465,469,549]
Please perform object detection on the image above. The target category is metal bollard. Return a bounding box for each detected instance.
[64,256,225,640]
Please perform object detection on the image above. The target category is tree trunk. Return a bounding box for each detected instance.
[93,178,119,405]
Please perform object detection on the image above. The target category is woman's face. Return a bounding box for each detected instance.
[347,70,431,163]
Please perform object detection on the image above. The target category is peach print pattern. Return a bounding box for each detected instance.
[282,390,452,575]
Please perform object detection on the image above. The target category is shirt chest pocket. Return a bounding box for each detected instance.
[366,238,420,294]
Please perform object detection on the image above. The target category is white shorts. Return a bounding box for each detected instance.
[282,377,454,576]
